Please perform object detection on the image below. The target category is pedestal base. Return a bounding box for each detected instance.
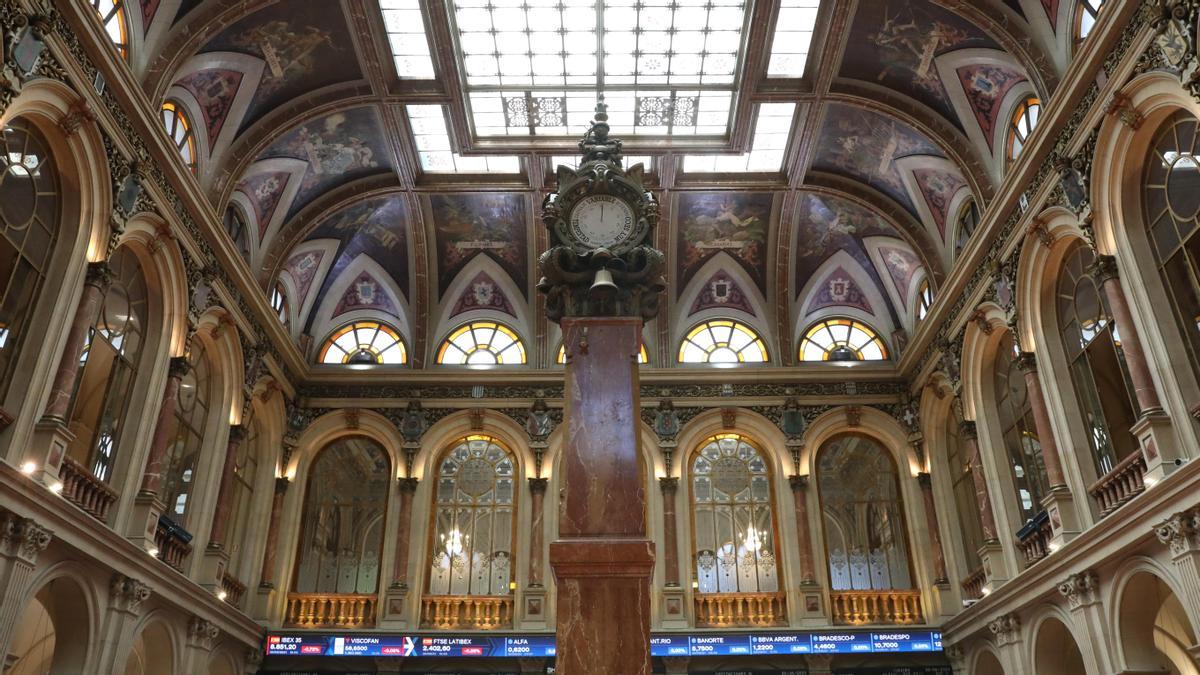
[199,545,230,593]
[520,585,548,629]
[30,417,73,484]
[126,492,164,552]
[380,584,413,628]
[1043,485,1081,549]
[1133,409,1181,484]
[797,581,825,622]
[551,538,654,675]
[978,540,1009,591]
[660,585,688,628]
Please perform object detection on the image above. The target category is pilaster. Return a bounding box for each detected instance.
[1153,507,1200,620]
[181,616,221,674]
[0,512,52,653]
[987,612,1024,673]
[1057,569,1115,674]
[93,573,152,673]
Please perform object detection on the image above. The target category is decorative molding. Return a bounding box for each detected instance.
[1154,507,1200,556]
[187,616,220,650]
[0,512,51,564]
[1057,569,1101,610]
[987,612,1021,646]
[1105,91,1145,130]
[109,573,152,613]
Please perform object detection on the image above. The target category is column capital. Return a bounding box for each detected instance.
[959,419,978,440]
[274,476,290,495]
[187,616,220,650]
[1057,569,1100,610]
[658,476,679,494]
[1154,507,1200,557]
[1015,351,1038,374]
[789,474,809,492]
[168,355,191,379]
[1087,253,1120,283]
[0,511,52,564]
[227,424,247,443]
[397,476,420,493]
[529,476,549,494]
[987,612,1021,646]
[109,573,152,613]
[85,260,114,290]
[916,472,933,490]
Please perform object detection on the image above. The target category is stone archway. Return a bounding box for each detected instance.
[1118,571,1199,675]
[123,620,174,675]
[974,649,1004,675]
[1033,616,1087,675]
[6,577,92,674]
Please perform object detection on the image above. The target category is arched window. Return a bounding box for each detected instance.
[818,435,914,591]
[955,199,980,256]
[293,437,389,596]
[678,319,768,364]
[1076,0,1104,40]
[1144,110,1200,386]
[1006,97,1040,162]
[916,279,933,322]
[270,282,289,326]
[161,101,197,173]
[318,321,407,365]
[558,343,647,364]
[691,434,779,594]
[0,120,60,405]
[91,0,129,58]
[798,318,887,362]
[427,436,516,597]
[223,205,250,260]
[162,339,214,528]
[65,248,148,483]
[1056,242,1139,474]
[436,321,526,365]
[945,415,984,574]
[225,415,261,585]
[992,333,1050,524]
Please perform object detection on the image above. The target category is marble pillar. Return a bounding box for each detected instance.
[390,478,419,589]
[207,425,247,548]
[962,420,1008,586]
[1017,352,1080,545]
[788,475,817,584]
[916,473,949,584]
[258,477,289,588]
[527,477,549,587]
[139,356,190,496]
[550,317,654,675]
[659,477,680,587]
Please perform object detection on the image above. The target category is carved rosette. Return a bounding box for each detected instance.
[1155,507,1200,556]
[0,512,52,564]
[109,573,152,613]
[1057,570,1100,609]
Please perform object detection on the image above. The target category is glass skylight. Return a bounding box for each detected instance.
[406,105,521,173]
[683,102,795,172]
[450,0,750,137]
[766,0,819,77]
[551,155,651,171]
[382,0,436,79]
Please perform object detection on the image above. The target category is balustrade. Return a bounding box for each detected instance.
[421,595,513,629]
[1016,511,1054,567]
[829,590,922,625]
[286,593,377,628]
[220,571,246,607]
[1089,451,1147,516]
[961,567,986,601]
[694,592,787,627]
[154,517,192,571]
[59,455,118,522]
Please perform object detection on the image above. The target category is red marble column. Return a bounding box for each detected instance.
[41,261,112,422]
[138,356,190,496]
[1089,254,1163,413]
[916,473,949,584]
[659,477,681,587]
[788,475,817,584]
[528,477,549,587]
[390,477,419,589]
[961,421,999,542]
[207,425,246,548]
[550,317,654,675]
[1016,352,1068,488]
[259,477,289,588]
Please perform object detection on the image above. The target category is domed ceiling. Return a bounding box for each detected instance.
[120,0,1079,369]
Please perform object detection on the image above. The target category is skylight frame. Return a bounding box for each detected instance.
[382,0,438,79]
[765,0,820,78]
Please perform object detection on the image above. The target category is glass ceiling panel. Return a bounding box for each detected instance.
[683,102,795,173]
[767,0,819,77]
[407,105,521,173]
[449,0,751,138]
[382,0,437,79]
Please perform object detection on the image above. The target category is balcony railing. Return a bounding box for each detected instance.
[961,566,986,602]
[694,591,787,628]
[154,516,192,571]
[286,593,377,628]
[1089,451,1147,516]
[1016,510,1053,567]
[59,455,118,522]
[220,571,247,608]
[421,595,514,629]
[830,590,922,625]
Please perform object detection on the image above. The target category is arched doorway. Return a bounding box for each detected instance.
[123,620,173,675]
[6,577,91,674]
[1119,571,1199,675]
[1033,616,1087,674]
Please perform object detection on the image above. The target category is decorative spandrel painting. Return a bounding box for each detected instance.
[912,168,967,239]
[176,69,244,142]
[428,193,529,298]
[283,248,325,308]
[689,269,756,317]
[203,3,360,133]
[818,435,914,592]
[957,64,1028,150]
[813,105,943,215]
[234,171,289,239]
[451,271,517,319]
[676,192,776,294]
[877,244,922,311]
[839,1,997,126]
[258,107,390,220]
[806,266,873,315]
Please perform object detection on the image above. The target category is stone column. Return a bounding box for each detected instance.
[93,574,152,673]
[389,477,419,590]
[659,477,680,587]
[962,421,1008,587]
[1057,570,1116,674]
[181,616,220,674]
[207,425,247,549]
[0,513,52,652]
[1088,254,1179,478]
[1016,352,1081,545]
[550,317,654,675]
[1154,507,1200,622]
[916,473,949,584]
[788,475,817,585]
[138,356,191,496]
[258,477,289,589]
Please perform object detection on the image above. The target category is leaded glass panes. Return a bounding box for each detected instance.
[1056,243,1139,474]
[293,437,390,595]
[0,120,59,403]
[318,321,407,365]
[766,0,820,77]
[819,435,913,591]
[798,318,887,362]
[406,105,520,173]
[162,339,213,528]
[161,101,197,172]
[91,0,129,58]
[1007,98,1040,162]
[993,333,1049,524]
[428,436,516,596]
[946,416,983,572]
[436,321,526,365]
[66,248,148,483]
[691,434,779,594]
[682,103,796,173]
[678,319,768,364]
[382,0,436,78]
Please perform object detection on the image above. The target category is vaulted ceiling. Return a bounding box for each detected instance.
[105,0,1097,369]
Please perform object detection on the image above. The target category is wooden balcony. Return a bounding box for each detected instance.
[694,591,787,628]
[154,517,192,572]
[1089,451,1147,517]
[421,595,513,629]
[220,571,247,608]
[286,593,377,628]
[961,567,986,602]
[830,590,922,625]
[59,455,118,522]
[1016,510,1053,567]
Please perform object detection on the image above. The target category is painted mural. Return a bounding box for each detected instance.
[1042,0,1061,28]
[234,171,289,239]
[840,1,997,126]
[331,270,401,319]
[450,271,517,318]
[913,168,967,238]
[177,69,244,143]
[303,195,410,319]
[257,107,389,220]
[676,192,774,294]
[813,104,943,214]
[283,248,325,309]
[689,269,756,316]
[806,266,874,315]
[957,64,1027,150]
[203,3,360,132]
[141,0,160,33]
[428,193,528,298]
[877,243,922,310]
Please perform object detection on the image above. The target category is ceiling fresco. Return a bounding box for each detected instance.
[107,0,1082,367]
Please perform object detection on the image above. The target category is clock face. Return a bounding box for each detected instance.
[569,195,636,249]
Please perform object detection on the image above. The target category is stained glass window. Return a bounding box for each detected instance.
[678,320,768,364]
[1077,0,1104,40]
[766,0,820,77]
[691,434,779,594]
[683,103,796,173]
[318,321,407,365]
[161,101,197,173]
[1007,97,1040,162]
[91,0,129,58]
[162,339,213,528]
[798,318,887,362]
[437,321,526,365]
[916,279,933,322]
[406,105,520,173]
[557,343,647,364]
[993,333,1049,524]
[428,436,516,597]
